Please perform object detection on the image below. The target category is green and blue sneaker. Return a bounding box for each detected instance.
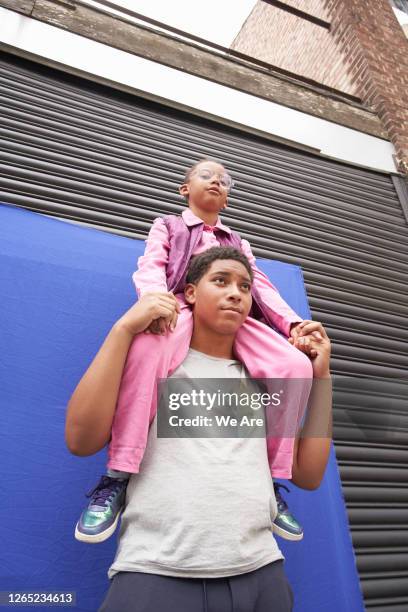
[272,483,303,541]
[75,475,128,543]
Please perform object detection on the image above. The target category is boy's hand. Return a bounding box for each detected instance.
[144,295,179,335]
[115,292,180,337]
[289,321,323,354]
[290,320,331,378]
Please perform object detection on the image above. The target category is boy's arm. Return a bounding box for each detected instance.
[65,293,180,457]
[240,239,303,336]
[290,321,332,490]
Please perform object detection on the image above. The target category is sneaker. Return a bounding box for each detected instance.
[75,475,128,543]
[272,483,303,541]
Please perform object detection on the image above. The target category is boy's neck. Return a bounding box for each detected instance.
[188,203,219,227]
[189,327,235,360]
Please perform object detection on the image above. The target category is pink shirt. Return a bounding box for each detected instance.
[132,209,302,336]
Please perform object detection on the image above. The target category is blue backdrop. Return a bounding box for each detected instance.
[0,202,364,611]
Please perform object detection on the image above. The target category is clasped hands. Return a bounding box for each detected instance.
[118,294,330,374]
[143,296,327,359]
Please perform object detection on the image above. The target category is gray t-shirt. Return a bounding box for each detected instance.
[108,349,283,579]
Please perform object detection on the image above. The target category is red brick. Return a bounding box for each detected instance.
[231,0,408,173]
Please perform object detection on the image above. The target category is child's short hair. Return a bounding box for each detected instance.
[185,247,253,285]
[183,157,227,184]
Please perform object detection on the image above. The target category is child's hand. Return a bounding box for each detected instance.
[145,317,166,335]
[289,321,323,355]
[145,313,178,335]
[289,320,331,378]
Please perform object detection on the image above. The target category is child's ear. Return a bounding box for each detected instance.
[179,183,189,199]
[184,283,196,305]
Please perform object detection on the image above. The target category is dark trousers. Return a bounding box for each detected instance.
[99,559,294,612]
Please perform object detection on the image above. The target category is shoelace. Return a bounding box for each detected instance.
[86,476,124,507]
[274,483,290,513]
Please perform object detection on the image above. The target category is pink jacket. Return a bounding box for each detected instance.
[132,209,302,337]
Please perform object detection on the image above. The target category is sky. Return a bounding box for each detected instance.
[84,0,258,47]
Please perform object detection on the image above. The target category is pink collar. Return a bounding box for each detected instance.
[182,208,231,234]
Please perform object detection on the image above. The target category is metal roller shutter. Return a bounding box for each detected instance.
[0,52,407,610]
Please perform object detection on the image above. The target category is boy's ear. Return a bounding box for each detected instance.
[184,283,196,305]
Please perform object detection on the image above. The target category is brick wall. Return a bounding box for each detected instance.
[323,0,408,172]
[231,0,359,95]
[277,0,329,18]
[232,0,408,173]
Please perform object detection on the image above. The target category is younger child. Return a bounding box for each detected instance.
[74,158,316,544]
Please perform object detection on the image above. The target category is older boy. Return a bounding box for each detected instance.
[66,247,331,612]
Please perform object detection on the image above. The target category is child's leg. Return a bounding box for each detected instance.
[234,317,313,479]
[76,299,193,543]
[106,469,130,479]
[107,298,193,473]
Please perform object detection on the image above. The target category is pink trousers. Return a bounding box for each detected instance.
[108,300,313,479]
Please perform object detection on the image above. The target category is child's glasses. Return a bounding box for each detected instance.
[194,169,234,191]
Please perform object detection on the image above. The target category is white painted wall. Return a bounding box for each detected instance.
[83,0,258,47]
[392,6,408,26]
[0,7,397,174]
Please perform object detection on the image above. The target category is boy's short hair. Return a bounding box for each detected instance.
[185,247,253,285]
